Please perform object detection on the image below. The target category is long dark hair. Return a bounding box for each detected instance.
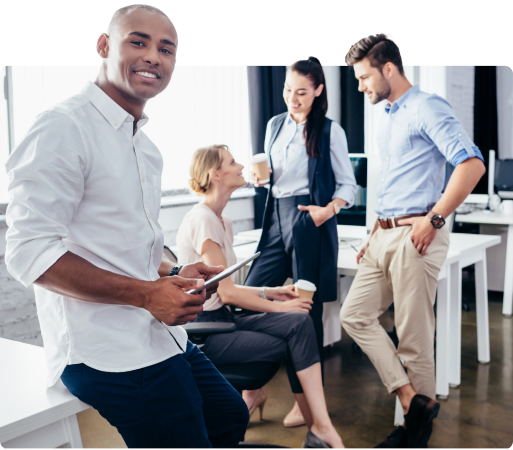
[290,57,328,158]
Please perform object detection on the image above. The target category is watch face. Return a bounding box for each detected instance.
[431,215,445,229]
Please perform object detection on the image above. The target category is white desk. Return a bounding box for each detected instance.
[456,210,513,316]
[0,338,89,448]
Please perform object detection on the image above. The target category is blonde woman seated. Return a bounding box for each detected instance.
[176,145,343,448]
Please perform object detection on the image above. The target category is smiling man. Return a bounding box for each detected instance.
[339,34,485,448]
[5,4,248,448]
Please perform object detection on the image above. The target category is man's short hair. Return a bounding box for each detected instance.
[345,34,404,75]
[108,4,169,35]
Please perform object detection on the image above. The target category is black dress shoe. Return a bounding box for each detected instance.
[404,394,440,448]
[375,426,408,448]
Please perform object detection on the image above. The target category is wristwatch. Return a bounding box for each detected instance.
[427,211,445,229]
[332,203,341,215]
[260,286,268,299]
[169,264,183,276]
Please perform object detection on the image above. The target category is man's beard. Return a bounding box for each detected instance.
[371,75,392,104]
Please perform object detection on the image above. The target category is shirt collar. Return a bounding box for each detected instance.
[385,84,420,115]
[286,113,306,126]
[80,81,149,130]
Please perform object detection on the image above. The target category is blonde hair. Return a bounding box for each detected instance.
[189,145,228,195]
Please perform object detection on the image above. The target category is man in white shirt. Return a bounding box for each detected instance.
[5,5,249,448]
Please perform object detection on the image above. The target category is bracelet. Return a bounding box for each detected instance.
[260,286,268,299]
[169,264,183,277]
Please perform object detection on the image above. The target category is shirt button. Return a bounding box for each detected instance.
[387,135,390,139]
[458,133,462,137]
[142,176,145,182]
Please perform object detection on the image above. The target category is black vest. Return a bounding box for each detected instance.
[260,113,339,302]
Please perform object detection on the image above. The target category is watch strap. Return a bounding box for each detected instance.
[260,286,268,299]
[169,264,183,277]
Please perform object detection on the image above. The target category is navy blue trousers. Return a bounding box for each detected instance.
[61,340,249,448]
[245,195,324,382]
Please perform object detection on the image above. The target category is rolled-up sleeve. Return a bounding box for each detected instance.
[5,111,87,287]
[418,95,484,167]
[330,122,357,208]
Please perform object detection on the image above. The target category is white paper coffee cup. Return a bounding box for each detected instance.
[250,153,270,184]
[295,279,317,300]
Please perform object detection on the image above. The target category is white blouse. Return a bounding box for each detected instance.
[265,114,357,208]
[176,203,237,311]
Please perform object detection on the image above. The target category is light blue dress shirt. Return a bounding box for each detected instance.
[264,114,357,208]
[375,85,484,217]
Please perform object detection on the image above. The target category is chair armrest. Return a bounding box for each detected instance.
[182,322,236,335]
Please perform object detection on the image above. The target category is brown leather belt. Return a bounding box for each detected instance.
[378,213,428,230]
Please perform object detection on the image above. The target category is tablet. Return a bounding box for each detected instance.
[185,252,261,294]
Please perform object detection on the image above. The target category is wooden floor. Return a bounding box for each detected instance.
[76,270,513,448]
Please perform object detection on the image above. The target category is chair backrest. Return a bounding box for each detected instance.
[163,246,178,264]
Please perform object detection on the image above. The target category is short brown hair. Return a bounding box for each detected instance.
[188,145,227,195]
[345,34,404,75]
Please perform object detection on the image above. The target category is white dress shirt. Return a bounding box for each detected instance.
[266,114,356,208]
[5,82,187,386]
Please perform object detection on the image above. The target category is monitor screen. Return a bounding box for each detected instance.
[336,155,367,227]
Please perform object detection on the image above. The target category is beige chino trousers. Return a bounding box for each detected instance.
[340,224,450,399]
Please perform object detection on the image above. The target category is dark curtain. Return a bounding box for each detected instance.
[341,67,364,153]
[473,66,498,194]
[247,66,287,228]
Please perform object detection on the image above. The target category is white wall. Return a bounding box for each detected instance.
[324,66,341,124]
[497,66,513,159]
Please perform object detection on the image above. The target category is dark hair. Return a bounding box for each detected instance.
[289,57,328,159]
[345,34,404,75]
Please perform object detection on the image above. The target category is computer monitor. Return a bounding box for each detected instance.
[336,154,367,227]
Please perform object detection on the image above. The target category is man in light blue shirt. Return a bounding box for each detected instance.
[340,34,485,448]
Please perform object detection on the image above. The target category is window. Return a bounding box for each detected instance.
[3,65,251,199]
[0,67,11,203]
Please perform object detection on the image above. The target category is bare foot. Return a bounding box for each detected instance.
[310,423,344,448]
[242,389,261,410]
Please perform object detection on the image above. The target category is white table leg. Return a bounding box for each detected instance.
[63,415,83,448]
[475,250,490,364]
[503,224,513,317]
[436,275,450,398]
[394,396,404,426]
[448,261,462,387]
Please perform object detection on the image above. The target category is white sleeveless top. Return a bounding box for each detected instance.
[176,202,237,311]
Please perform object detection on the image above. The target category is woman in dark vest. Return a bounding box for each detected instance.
[246,57,357,428]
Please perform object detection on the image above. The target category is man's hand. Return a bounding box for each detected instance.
[356,241,370,264]
[297,204,333,227]
[145,276,207,326]
[179,262,224,299]
[397,216,437,256]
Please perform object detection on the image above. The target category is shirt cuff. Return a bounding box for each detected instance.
[452,147,485,166]
[333,185,355,209]
[6,241,68,287]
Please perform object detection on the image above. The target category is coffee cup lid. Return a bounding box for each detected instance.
[295,279,317,291]
[250,153,268,163]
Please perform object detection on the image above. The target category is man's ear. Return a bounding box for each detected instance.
[97,34,109,59]
[382,62,395,79]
